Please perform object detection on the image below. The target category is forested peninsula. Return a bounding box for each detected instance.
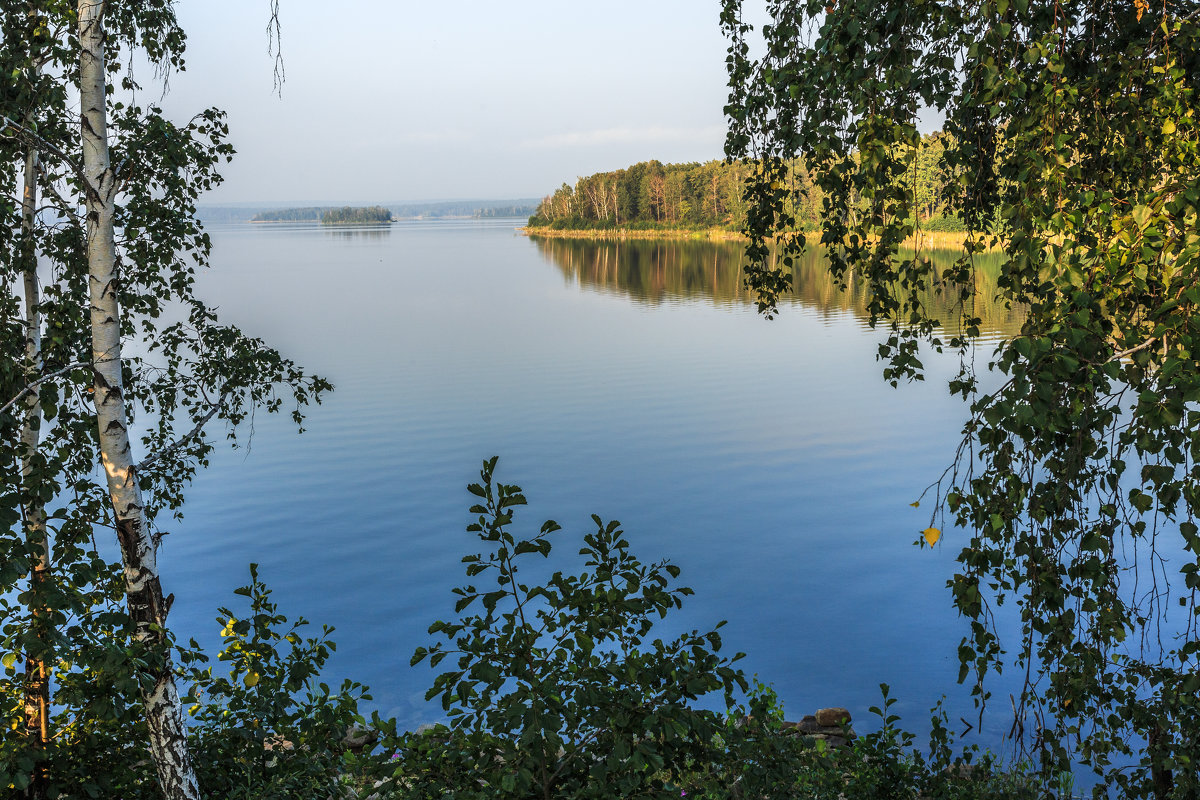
[524,132,965,239]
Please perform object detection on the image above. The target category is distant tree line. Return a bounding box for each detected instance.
[248,201,537,223]
[528,133,963,232]
[391,200,539,219]
[475,205,537,218]
[251,207,325,222]
[321,206,394,224]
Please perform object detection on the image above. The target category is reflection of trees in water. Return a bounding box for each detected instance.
[531,237,1024,339]
[323,226,392,240]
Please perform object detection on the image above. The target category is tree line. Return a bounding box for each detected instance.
[251,206,323,221]
[321,206,393,224]
[527,134,961,232]
[250,206,394,223]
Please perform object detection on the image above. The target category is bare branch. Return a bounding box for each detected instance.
[267,0,285,95]
[0,361,88,418]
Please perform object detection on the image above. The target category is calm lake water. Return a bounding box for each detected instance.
[170,219,1027,752]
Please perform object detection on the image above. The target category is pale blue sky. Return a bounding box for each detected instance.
[165,1,749,204]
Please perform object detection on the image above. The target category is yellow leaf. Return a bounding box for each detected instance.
[922,527,941,546]
[1135,0,1147,21]
[244,671,260,688]
[1163,119,1177,135]
[909,501,920,508]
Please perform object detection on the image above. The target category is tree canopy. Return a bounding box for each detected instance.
[0,2,326,796]
[723,0,1200,795]
[529,151,962,233]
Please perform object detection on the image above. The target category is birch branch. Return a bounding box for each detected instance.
[0,361,88,417]
[135,398,225,472]
[0,116,85,183]
[1109,336,1160,362]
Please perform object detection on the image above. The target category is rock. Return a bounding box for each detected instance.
[794,715,822,733]
[263,735,294,751]
[815,707,851,727]
[342,723,379,753]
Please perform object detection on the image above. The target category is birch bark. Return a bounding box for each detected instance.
[78,2,201,797]
[19,138,49,800]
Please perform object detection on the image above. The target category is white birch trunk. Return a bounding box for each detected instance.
[78,3,201,797]
[19,138,50,800]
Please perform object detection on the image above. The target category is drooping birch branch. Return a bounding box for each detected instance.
[0,362,88,418]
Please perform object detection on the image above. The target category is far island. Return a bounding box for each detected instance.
[250,206,394,225]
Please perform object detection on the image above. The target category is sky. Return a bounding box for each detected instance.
[162,1,749,205]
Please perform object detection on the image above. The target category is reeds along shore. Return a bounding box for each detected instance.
[519,226,996,251]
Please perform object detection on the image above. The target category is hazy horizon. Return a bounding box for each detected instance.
[197,197,542,209]
[159,1,745,205]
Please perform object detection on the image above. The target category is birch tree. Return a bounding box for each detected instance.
[724,0,1200,794]
[1,2,327,797]
[77,3,200,795]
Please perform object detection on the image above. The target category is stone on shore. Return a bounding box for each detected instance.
[815,707,851,727]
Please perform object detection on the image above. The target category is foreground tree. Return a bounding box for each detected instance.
[723,0,1200,795]
[2,2,325,797]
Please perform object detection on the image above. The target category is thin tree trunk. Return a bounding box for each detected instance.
[19,137,49,800]
[78,2,201,798]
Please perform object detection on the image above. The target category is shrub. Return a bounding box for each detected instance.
[180,565,386,799]
[384,457,747,799]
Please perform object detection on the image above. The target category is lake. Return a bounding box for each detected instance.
[170,219,1026,753]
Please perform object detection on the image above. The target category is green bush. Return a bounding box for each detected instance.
[382,457,747,799]
[180,565,387,799]
[369,460,1054,800]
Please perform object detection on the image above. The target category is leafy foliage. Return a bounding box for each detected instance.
[393,457,747,799]
[723,0,1200,794]
[0,3,329,794]
[180,565,383,800]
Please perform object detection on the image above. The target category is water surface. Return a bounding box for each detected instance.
[172,219,1025,750]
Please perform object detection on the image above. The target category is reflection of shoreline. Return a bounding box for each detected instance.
[323,226,392,239]
[523,226,989,251]
[522,226,746,242]
[532,237,1024,339]
[248,220,394,226]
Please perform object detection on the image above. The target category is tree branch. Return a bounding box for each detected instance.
[0,361,88,418]
[135,398,225,472]
[0,116,86,184]
[1109,336,1160,362]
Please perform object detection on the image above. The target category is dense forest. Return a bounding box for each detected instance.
[527,132,963,232]
[321,206,394,224]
